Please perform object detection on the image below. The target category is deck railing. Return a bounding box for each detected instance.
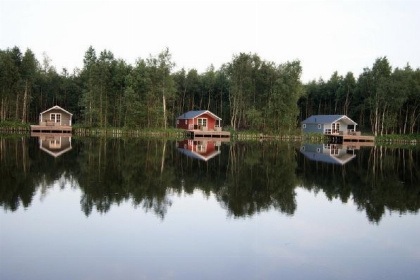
[325,129,360,136]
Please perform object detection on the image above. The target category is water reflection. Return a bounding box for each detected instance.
[176,140,221,161]
[37,135,72,157]
[300,143,356,165]
[0,137,419,223]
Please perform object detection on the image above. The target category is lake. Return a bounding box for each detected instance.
[1,136,419,280]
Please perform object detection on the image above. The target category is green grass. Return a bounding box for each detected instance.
[0,120,30,128]
[376,133,420,141]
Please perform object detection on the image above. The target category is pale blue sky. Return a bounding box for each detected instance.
[1,0,419,82]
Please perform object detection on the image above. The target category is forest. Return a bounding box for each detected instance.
[1,46,419,135]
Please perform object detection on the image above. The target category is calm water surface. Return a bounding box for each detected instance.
[1,136,419,280]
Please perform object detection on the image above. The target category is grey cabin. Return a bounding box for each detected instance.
[30,105,73,134]
[38,105,73,126]
[301,115,358,135]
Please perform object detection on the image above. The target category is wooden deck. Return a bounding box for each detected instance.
[186,129,230,140]
[30,125,72,134]
[31,131,72,137]
[325,133,375,143]
[341,142,375,149]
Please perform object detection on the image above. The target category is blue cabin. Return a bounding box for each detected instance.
[301,115,358,135]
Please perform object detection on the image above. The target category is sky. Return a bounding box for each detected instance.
[1,0,419,82]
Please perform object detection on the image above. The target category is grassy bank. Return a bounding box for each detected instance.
[376,134,420,145]
[72,126,186,139]
[1,121,419,144]
[0,121,30,133]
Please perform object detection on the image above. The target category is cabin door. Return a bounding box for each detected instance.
[197,118,207,129]
[50,113,61,125]
[332,122,340,134]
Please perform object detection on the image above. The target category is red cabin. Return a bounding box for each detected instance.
[176,110,222,131]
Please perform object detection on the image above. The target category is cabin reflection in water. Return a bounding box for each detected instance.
[300,143,357,165]
[176,140,221,161]
[37,135,72,157]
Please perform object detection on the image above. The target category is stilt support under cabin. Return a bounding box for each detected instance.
[30,125,72,134]
[185,129,230,141]
[325,134,375,145]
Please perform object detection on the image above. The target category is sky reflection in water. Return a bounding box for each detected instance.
[1,183,420,280]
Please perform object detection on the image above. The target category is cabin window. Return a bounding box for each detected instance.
[197,118,207,127]
[49,139,61,149]
[185,120,187,125]
[302,124,306,129]
[196,141,207,152]
[318,124,321,129]
[177,120,179,125]
[50,113,61,124]
[331,146,339,156]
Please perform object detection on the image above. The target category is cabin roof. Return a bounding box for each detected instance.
[40,105,73,116]
[177,148,221,162]
[40,145,73,158]
[300,150,356,165]
[177,110,221,120]
[302,115,357,125]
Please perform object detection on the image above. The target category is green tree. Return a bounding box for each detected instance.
[146,48,175,129]
[370,57,392,136]
[0,48,20,121]
[20,49,38,123]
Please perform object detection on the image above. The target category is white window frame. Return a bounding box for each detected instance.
[317,124,321,129]
[196,141,207,152]
[197,118,207,127]
[302,124,306,129]
[49,138,61,149]
[50,113,61,125]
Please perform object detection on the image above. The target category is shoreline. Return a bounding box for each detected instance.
[0,125,419,144]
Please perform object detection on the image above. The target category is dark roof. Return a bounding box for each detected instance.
[302,115,357,125]
[177,110,221,120]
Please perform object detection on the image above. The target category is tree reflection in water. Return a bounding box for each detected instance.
[0,136,419,222]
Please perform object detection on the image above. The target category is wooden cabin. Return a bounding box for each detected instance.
[177,110,222,131]
[177,110,230,139]
[176,140,221,161]
[302,115,357,135]
[31,105,72,134]
[301,115,375,142]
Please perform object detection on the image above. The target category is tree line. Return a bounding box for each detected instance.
[1,46,419,134]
